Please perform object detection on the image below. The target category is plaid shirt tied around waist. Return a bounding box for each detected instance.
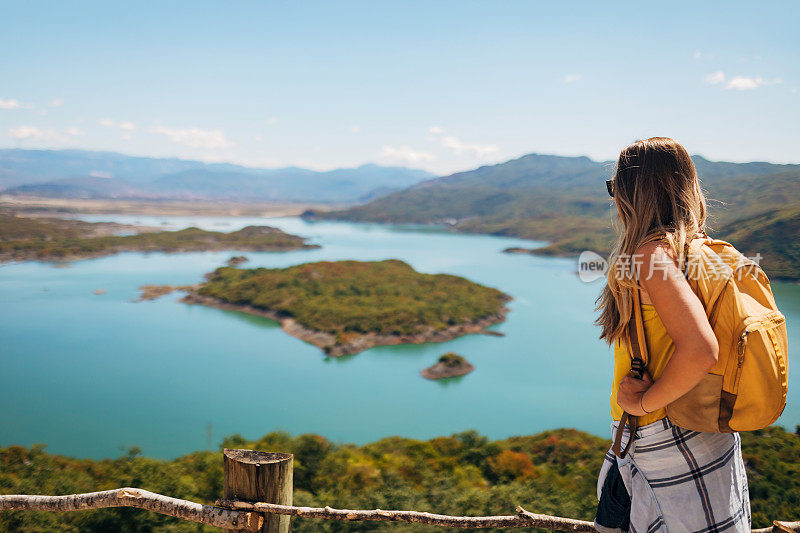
[595,418,751,533]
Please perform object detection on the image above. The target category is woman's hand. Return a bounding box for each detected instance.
[617,370,654,416]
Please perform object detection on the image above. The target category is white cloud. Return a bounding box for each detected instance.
[564,74,582,84]
[267,117,279,125]
[254,134,264,142]
[693,50,702,60]
[378,145,435,165]
[350,125,361,134]
[119,121,135,131]
[705,71,774,90]
[89,171,113,179]
[439,135,498,158]
[150,126,233,149]
[99,118,114,127]
[705,71,726,85]
[0,97,23,109]
[8,126,60,141]
[426,125,499,159]
[66,127,85,136]
[726,75,765,90]
[48,98,65,107]
[122,134,133,141]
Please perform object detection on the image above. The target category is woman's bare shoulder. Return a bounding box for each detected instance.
[633,241,680,304]
[634,240,676,261]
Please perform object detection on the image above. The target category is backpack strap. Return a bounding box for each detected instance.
[612,288,649,459]
[630,288,649,366]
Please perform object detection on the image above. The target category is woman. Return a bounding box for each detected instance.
[593,137,750,532]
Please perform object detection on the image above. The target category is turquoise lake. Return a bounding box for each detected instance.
[1,215,798,459]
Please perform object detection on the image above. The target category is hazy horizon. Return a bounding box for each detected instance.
[3,146,798,179]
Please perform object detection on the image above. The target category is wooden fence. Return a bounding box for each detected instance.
[0,448,797,533]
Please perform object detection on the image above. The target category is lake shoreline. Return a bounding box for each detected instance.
[181,291,510,356]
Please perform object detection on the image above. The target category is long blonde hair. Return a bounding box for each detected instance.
[596,137,707,344]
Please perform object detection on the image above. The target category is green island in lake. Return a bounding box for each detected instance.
[178,259,511,356]
[0,213,318,263]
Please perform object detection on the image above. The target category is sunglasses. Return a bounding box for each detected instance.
[605,179,614,198]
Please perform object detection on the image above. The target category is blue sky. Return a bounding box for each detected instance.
[0,1,797,174]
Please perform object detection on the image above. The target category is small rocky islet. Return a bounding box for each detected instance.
[421,352,475,380]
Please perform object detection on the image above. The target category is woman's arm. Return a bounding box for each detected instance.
[617,242,718,416]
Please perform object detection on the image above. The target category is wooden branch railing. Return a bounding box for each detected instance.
[0,488,263,531]
[1,448,798,532]
[216,499,597,530]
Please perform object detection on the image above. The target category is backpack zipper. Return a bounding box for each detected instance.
[737,331,749,356]
[732,330,749,393]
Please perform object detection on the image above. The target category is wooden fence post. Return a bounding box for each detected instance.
[223,449,293,533]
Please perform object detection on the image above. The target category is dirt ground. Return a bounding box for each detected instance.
[0,195,340,217]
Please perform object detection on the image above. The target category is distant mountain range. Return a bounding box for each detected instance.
[309,152,800,279]
[0,149,435,203]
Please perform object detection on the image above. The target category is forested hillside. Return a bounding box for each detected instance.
[1,426,798,532]
[311,154,800,279]
[717,206,800,280]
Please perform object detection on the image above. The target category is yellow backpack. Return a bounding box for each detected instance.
[658,236,788,432]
